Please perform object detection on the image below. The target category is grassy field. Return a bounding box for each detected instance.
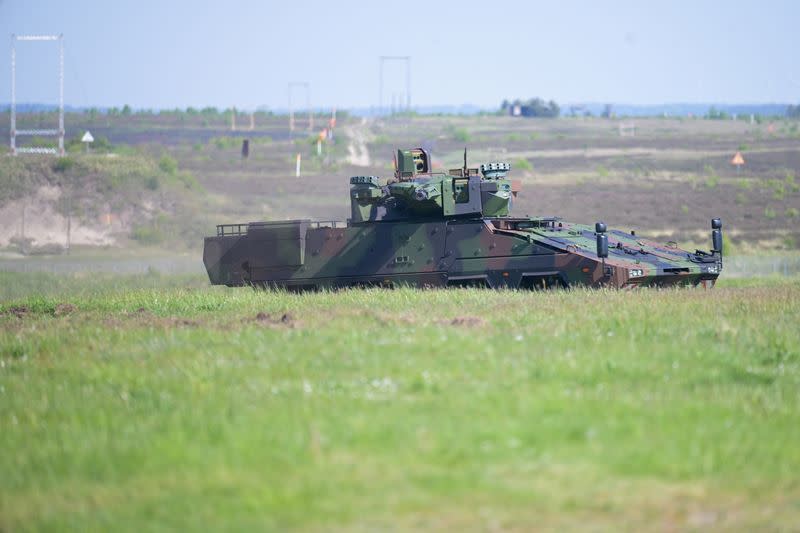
[2,274,799,531]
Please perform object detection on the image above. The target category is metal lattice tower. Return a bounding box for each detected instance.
[378,56,411,116]
[10,34,65,156]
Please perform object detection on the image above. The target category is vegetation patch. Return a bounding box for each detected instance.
[1,277,799,530]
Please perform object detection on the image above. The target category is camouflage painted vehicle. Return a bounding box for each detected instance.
[204,148,723,290]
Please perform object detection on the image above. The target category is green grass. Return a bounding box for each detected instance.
[1,276,800,530]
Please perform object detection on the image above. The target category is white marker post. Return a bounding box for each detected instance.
[81,130,94,153]
[295,153,302,178]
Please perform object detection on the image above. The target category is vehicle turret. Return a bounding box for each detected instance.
[349,148,519,223]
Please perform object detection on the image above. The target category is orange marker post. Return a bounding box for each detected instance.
[731,151,745,174]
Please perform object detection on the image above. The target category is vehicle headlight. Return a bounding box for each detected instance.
[628,268,644,278]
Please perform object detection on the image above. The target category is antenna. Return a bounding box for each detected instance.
[10,34,65,155]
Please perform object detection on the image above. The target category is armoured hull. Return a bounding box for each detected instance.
[203,217,722,290]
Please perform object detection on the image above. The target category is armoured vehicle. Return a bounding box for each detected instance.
[204,148,723,290]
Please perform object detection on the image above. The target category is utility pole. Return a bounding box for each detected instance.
[288,82,312,134]
[65,193,71,254]
[378,56,411,116]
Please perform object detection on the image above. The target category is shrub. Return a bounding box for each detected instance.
[450,127,470,143]
[177,171,200,190]
[514,158,533,172]
[131,224,164,245]
[158,155,178,174]
[211,137,238,150]
[53,157,74,173]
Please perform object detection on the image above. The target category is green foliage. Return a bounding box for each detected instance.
[722,233,737,255]
[1,281,800,530]
[130,215,175,245]
[735,192,748,205]
[680,204,689,214]
[785,171,798,192]
[505,133,522,143]
[65,134,113,154]
[446,125,471,143]
[737,144,749,151]
[705,106,730,120]
[766,178,786,200]
[130,223,164,245]
[596,165,609,178]
[144,175,160,191]
[121,104,132,116]
[211,136,240,150]
[52,157,74,173]
[158,155,178,175]
[785,207,800,218]
[764,207,777,219]
[514,158,533,172]
[177,171,200,190]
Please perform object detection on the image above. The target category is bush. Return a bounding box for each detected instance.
[177,171,200,190]
[211,137,238,150]
[447,126,470,143]
[514,158,533,172]
[131,224,164,245]
[53,157,74,173]
[158,155,178,174]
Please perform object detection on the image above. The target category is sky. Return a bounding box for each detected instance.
[0,0,798,110]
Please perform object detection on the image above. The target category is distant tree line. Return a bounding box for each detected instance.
[705,106,731,120]
[788,104,800,119]
[501,98,560,118]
